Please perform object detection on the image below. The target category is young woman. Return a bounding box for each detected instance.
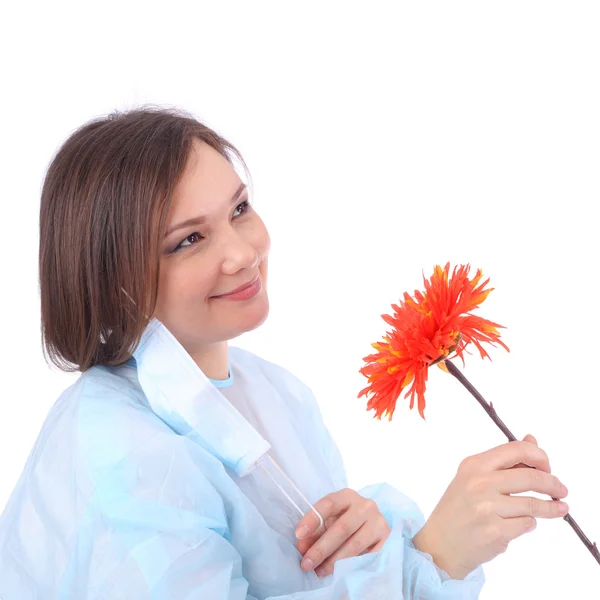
[0,106,568,599]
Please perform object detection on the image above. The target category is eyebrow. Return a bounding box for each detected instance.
[164,183,248,238]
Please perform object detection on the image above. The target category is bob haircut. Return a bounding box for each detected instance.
[39,105,249,372]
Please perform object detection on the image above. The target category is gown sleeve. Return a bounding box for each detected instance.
[286,375,487,599]
[68,378,484,599]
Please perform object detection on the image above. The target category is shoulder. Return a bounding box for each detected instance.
[79,364,164,429]
[77,366,226,509]
[20,365,160,465]
[73,365,181,471]
[1,364,216,522]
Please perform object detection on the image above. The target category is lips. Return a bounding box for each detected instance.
[212,276,260,298]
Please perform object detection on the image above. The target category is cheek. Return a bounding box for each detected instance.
[157,261,216,309]
[155,270,180,316]
[258,232,270,283]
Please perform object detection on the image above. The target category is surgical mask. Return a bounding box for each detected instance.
[132,318,324,532]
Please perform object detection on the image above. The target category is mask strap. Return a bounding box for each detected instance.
[258,454,324,532]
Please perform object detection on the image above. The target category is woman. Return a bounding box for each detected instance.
[0,106,568,599]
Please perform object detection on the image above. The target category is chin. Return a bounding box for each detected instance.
[230,298,270,339]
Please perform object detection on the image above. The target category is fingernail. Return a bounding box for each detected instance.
[296,525,310,539]
[559,502,569,515]
[301,557,314,571]
[315,566,326,577]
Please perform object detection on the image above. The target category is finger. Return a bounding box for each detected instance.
[295,489,355,540]
[509,434,552,473]
[369,539,386,553]
[470,440,551,474]
[296,532,321,555]
[359,524,389,556]
[296,516,337,553]
[300,507,365,572]
[316,520,385,577]
[507,462,535,471]
[496,495,569,519]
[492,468,568,498]
[315,523,373,577]
[501,515,538,542]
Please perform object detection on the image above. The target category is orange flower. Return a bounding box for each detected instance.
[358,263,509,421]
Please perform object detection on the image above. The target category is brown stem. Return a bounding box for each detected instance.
[444,358,600,567]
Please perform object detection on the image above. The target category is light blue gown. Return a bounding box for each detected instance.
[0,319,485,598]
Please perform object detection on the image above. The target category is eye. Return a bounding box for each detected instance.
[169,200,251,254]
[233,199,251,218]
[172,232,204,253]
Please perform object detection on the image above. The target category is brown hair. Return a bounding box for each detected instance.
[39,105,249,372]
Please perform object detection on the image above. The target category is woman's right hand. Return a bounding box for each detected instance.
[412,434,569,580]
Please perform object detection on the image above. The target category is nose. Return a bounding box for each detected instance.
[220,228,259,275]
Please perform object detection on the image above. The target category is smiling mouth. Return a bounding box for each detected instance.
[212,276,260,298]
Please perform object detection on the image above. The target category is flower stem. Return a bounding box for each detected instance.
[444,359,600,567]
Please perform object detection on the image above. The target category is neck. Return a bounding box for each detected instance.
[190,341,229,380]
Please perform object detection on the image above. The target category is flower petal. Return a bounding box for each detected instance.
[358,263,509,420]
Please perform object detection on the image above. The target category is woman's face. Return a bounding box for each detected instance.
[152,139,270,356]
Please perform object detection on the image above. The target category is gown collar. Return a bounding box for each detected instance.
[131,318,271,477]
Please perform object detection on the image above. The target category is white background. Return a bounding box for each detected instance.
[1,2,599,597]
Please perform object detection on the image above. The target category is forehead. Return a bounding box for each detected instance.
[169,139,242,218]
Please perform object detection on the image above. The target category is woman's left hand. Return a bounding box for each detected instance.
[295,488,391,578]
